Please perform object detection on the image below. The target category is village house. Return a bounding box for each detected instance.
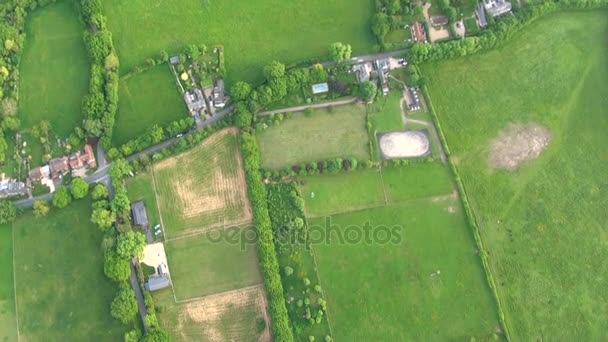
[28,165,50,182]
[353,62,373,83]
[68,144,97,170]
[0,174,27,198]
[374,59,390,96]
[484,0,512,17]
[49,157,69,179]
[212,79,226,108]
[184,88,206,115]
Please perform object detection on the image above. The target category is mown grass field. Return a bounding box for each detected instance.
[103,0,375,84]
[257,105,369,169]
[301,162,454,217]
[306,166,500,340]
[422,11,608,340]
[126,172,162,232]
[152,128,251,239]
[0,226,17,342]
[19,1,89,137]
[165,225,262,300]
[113,66,186,145]
[12,199,126,341]
[368,88,405,133]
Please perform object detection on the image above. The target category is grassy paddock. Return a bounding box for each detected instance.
[257,105,369,169]
[12,199,126,341]
[126,172,162,232]
[19,1,90,137]
[309,199,499,341]
[114,66,186,145]
[301,162,454,217]
[103,0,375,84]
[423,11,608,340]
[0,226,17,342]
[165,226,262,300]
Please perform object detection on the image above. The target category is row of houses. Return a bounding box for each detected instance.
[29,144,96,182]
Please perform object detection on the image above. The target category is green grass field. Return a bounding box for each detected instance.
[165,226,262,300]
[19,1,90,137]
[422,11,608,340]
[126,172,162,232]
[114,66,187,145]
[0,226,17,342]
[103,0,375,84]
[257,105,369,169]
[306,165,500,340]
[12,199,126,341]
[368,89,405,133]
[310,202,500,341]
[152,128,251,239]
[301,162,454,217]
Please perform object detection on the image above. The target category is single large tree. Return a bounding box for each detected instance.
[91,184,109,200]
[329,42,352,63]
[359,81,377,102]
[263,61,285,81]
[71,177,90,199]
[116,231,146,259]
[230,81,252,101]
[33,200,50,218]
[91,208,116,231]
[110,287,138,324]
[104,250,131,282]
[52,187,72,208]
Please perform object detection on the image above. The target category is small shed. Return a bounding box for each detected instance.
[145,275,171,292]
[169,55,180,65]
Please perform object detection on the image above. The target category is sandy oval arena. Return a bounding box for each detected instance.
[379,131,430,158]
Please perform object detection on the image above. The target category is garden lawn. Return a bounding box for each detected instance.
[113,66,186,145]
[422,11,608,340]
[301,162,455,217]
[257,105,369,169]
[309,200,500,341]
[165,226,262,300]
[19,1,90,137]
[0,225,17,342]
[103,0,375,84]
[12,199,126,341]
[126,172,161,233]
[368,89,405,133]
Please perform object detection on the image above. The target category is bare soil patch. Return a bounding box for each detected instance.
[489,123,551,171]
[175,284,271,342]
[379,131,430,158]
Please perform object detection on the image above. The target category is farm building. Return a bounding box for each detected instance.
[408,87,422,111]
[411,22,427,43]
[484,0,512,17]
[131,201,149,227]
[212,79,226,108]
[430,15,449,26]
[476,4,488,27]
[145,275,171,291]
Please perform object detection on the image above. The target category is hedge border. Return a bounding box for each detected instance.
[240,132,294,342]
[421,85,511,340]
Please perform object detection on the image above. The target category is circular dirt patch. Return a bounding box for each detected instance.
[489,123,551,171]
[379,131,430,158]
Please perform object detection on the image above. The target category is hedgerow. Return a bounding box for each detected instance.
[240,132,294,342]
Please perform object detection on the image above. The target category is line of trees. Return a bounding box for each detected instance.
[240,132,294,342]
[79,0,120,149]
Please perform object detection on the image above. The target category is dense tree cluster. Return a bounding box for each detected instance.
[240,132,294,342]
[371,0,414,46]
[0,199,16,223]
[80,0,120,148]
